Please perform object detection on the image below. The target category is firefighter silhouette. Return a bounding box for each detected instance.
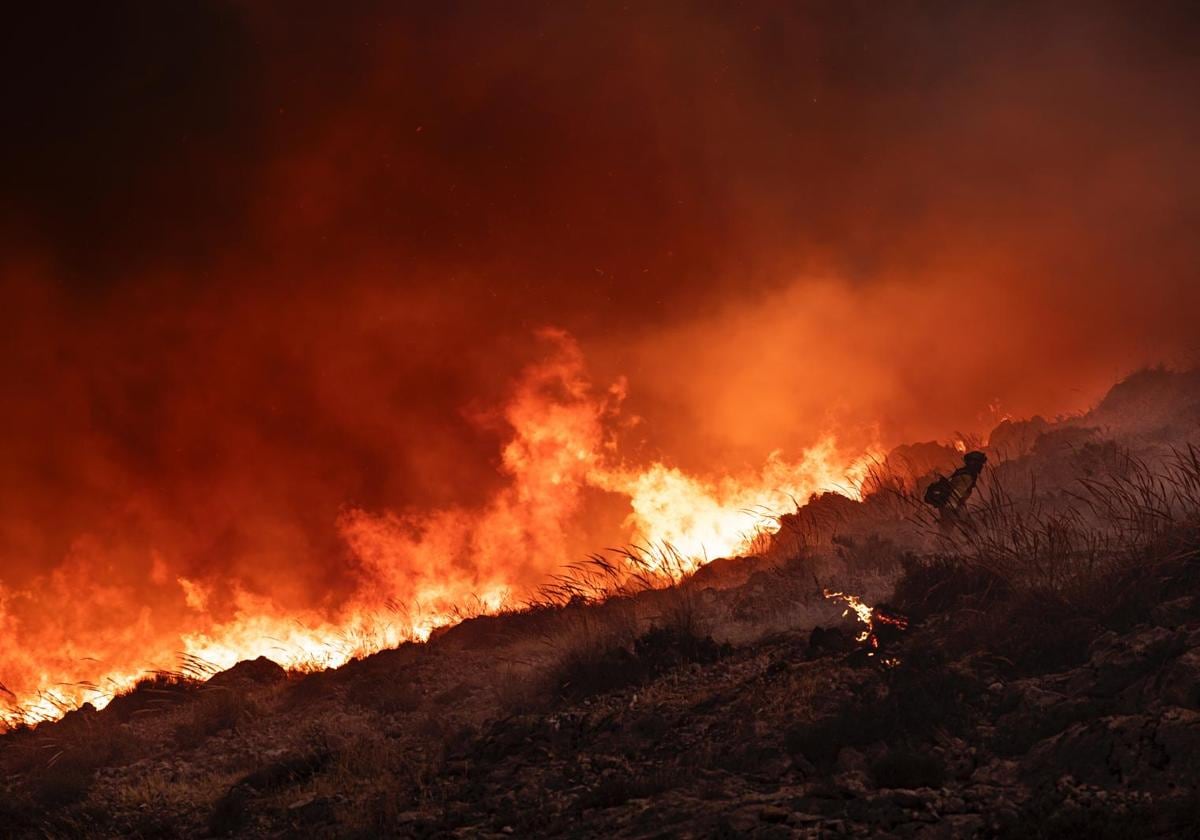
[924,451,987,524]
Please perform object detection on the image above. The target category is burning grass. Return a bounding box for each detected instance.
[9,424,1200,836]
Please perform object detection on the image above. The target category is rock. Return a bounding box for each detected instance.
[792,754,817,777]
[885,442,960,482]
[1153,706,1200,779]
[940,751,976,783]
[969,759,1019,788]
[1086,626,1181,697]
[288,795,334,823]
[941,795,966,814]
[1151,596,1197,628]
[994,806,1019,825]
[758,805,790,823]
[808,626,854,657]
[1025,715,1154,787]
[993,681,1098,754]
[725,810,761,832]
[888,789,927,809]
[207,656,287,689]
[834,770,872,796]
[756,749,793,781]
[1160,648,1200,709]
[835,747,869,774]
[941,815,985,837]
[988,416,1050,459]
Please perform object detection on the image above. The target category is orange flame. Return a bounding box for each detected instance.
[601,441,879,573]
[2,331,877,727]
[823,589,909,652]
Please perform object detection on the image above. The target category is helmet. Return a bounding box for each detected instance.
[963,451,988,467]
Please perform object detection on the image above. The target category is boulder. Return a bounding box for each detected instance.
[207,656,287,689]
[1151,596,1198,629]
[1160,648,1200,710]
[1025,715,1155,787]
[1085,626,1181,698]
[1153,707,1200,779]
[993,680,1098,754]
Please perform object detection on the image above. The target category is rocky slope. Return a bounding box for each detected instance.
[3,553,1200,839]
[4,368,1200,838]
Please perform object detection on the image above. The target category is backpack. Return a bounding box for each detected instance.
[923,475,953,507]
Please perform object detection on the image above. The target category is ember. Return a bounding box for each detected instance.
[823,590,910,655]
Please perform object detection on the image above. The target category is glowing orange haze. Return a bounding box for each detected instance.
[0,329,877,726]
[6,2,1199,730]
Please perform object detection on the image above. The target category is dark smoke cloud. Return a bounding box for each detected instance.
[2,1,1200,597]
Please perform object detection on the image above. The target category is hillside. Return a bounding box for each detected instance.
[3,369,1200,839]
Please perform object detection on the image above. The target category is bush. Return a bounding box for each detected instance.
[208,788,248,836]
[633,624,726,671]
[784,652,976,769]
[892,555,1010,620]
[0,792,35,833]
[345,678,423,715]
[833,533,905,575]
[550,622,727,701]
[783,717,850,767]
[22,724,135,808]
[552,639,639,701]
[235,750,329,792]
[987,597,1099,674]
[104,673,196,723]
[282,672,335,710]
[29,763,95,807]
[174,687,254,748]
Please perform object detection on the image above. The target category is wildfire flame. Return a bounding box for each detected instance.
[1,332,880,728]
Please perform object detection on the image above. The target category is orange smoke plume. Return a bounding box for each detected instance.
[1,330,873,726]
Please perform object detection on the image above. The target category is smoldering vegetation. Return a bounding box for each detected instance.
[3,368,1200,838]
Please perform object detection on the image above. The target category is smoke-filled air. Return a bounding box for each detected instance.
[3,1,1199,722]
[3,7,1200,825]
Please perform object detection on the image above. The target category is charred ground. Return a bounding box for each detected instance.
[4,369,1200,839]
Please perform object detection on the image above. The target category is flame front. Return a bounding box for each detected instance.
[601,441,878,572]
[1,332,877,727]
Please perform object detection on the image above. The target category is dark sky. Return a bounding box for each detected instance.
[2,0,1200,595]
[6,2,1193,306]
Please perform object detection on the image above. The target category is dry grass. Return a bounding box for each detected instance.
[893,444,1200,672]
[344,675,424,715]
[531,543,703,608]
[940,445,1200,602]
[11,426,1200,836]
[173,685,258,749]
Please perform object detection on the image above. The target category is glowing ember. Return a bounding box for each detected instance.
[823,589,910,652]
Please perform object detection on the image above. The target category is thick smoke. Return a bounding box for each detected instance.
[2,3,1200,708]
